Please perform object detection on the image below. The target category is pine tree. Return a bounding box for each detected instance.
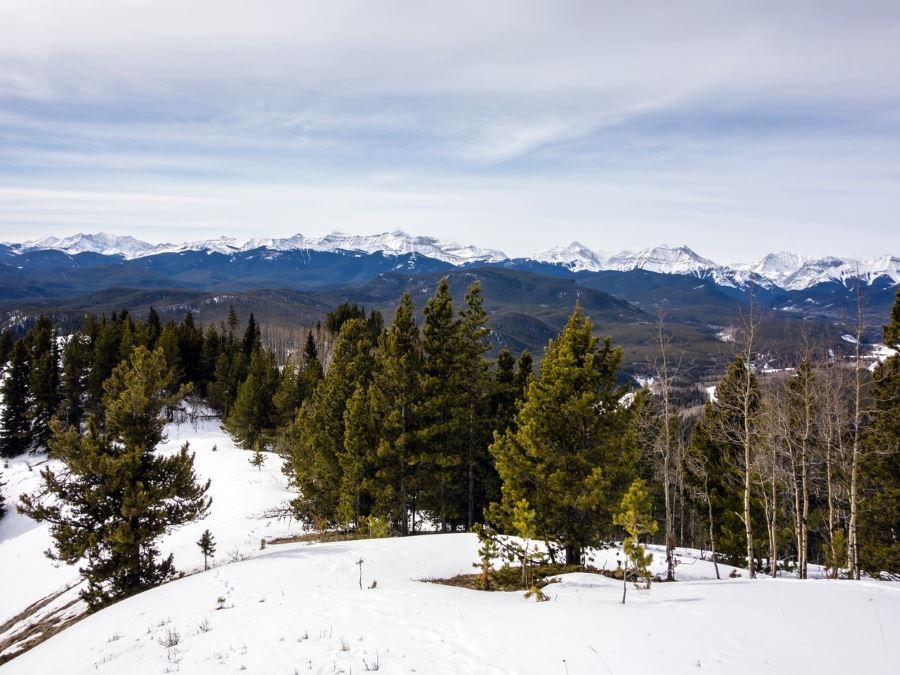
[0,328,13,366]
[226,347,279,449]
[57,333,91,429]
[272,363,301,428]
[490,304,634,564]
[614,478,658,603]
[457,282,495,529]
[19,346,211,610]
[417,278,464,530]
[146,306,162,348]
[242,313,261,356]
[859,289,900,574]
[86,317,122,418]
[338,384,377,528]
[249,441,267,471]
[0,342,31,457]
[25,316,60,448]
[285,319,374,528]
[0,472,6,520]
[197,529,216,570]
[368,292,422,535]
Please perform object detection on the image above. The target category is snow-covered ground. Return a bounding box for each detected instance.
[2,419,899,674]
[0,414,299,661]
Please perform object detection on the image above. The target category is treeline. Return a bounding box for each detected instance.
[0,305,325,457]
[269,283,899,578]
[1,284,897,584]
[277,280,534,534]
[631,295,900,580]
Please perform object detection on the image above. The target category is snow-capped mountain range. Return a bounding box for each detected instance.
[4,232,898,291]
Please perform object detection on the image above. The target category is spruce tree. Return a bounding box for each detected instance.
[19,346,211,610]
[225,347,279,449]
[242,313,261,356]
[490,304,634,564]
[416,278,464,530]
[197,529,216,570]
[368,292,422,535]
[0,342,31,457]
[0,472,6,520]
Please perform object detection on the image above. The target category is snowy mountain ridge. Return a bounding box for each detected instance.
[4,232,897,290]
[6,230,508,266]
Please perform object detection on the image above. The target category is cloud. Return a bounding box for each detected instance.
[0,1,898,258]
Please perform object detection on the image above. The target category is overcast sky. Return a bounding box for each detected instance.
[0,0,898,262]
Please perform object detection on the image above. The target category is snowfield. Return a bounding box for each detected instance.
[2,418,899,674]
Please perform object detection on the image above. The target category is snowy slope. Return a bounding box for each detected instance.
[2,534,898,674]
[0,412,301,662]
[2,415,899,673]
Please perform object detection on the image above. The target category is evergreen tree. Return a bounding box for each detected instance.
[338,384,378,528]
[272,363,303,428]
[490,304,634,564]
[457,282,496,529]
[25,316,60,448]
[614,478,658,603]
[178,312,204,388]
[86,318,121,418]
[156,322,184,389]
[416,278,464,530]
[368,292,422,535]
[146,306,162,348]
[57,333,91,429]
[0,342,31,457]
[285,319,373,528]
[859,289,900,574]
[704,357,763,576]
[0,472,6,520]
[197,529,216,570]
[249,441,267,471]
[242,313,261,356]
[299,333,324,399]
[0,328,13,366]
[19,346,211,610]
[225,347,279,449]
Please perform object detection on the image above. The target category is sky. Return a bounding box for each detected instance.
[0,0,898,263]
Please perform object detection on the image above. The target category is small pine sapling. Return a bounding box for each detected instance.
[512,498,539,589]
[473,523,499,590]
[614,478,658,604]
[248,442,267,471]
[197,529,216,571]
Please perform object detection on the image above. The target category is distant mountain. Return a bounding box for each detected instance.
[2,231,896,296]
[7,230,507,266]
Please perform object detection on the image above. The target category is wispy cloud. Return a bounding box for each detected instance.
[0,1,898,258]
